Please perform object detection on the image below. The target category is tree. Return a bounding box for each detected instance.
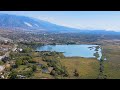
[32,65,37,72]
[15,59,23,67]
[0,61,4,65]
[22,47,32,53]
[9,71,17,79]
[50,70,57,76]
[74,69,79,77]
[9,52,16,59]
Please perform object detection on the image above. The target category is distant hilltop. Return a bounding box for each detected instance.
[0,13,120,35]
[0,13,80,33]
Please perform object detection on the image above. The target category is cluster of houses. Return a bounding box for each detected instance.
[0,36,13,43]
[0,46,11,52]
[0,39,13,62]
[0,45,11,61]
[0,39,12,52]
[12,48,23,52]
[0,65,5,79]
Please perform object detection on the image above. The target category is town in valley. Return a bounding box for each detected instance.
[0,11,120,79]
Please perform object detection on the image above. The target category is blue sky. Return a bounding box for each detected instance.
[0,11,120,31]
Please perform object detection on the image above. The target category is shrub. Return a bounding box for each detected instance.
[15,59,23,67]
[74,69,79,77]
[9,70,17,79]
[50,70,58,76]
[0,61,4,65]
[32,65,37,72]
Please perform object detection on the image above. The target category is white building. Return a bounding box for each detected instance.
[0,56,3,60]
[19,48,23,52]
[0,66,5,72]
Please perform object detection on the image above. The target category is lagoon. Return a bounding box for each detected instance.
[36,45,102,60]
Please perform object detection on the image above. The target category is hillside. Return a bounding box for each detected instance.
[0,13,80,33]
[0,13,120,35]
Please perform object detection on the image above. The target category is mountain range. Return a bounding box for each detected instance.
[0,13,81,33]
[0,13,120,34]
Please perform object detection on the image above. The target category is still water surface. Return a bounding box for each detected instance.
[36,45,102,60]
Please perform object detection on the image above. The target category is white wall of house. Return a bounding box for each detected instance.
[0,56,2,60]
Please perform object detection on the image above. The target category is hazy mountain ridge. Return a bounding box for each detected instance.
[0,13,81,32]
[0,13,120,34]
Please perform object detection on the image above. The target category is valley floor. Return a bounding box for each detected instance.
[102,44,120,79]
[0,30,120,79]
[1,40,120,79]
[60,57,99,79]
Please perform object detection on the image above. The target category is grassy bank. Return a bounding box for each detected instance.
[102,45,120,79]
[60,57,99,79]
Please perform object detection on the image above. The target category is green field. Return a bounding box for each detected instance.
[3,41,120,79]
[60,57,99,79]
[102,45,120,79]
